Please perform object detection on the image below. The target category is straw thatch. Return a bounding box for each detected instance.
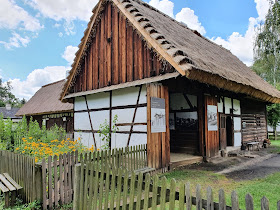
[16,80,73,116]
[61,0,280,103]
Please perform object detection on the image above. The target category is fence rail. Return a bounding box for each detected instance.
[74,161,279,210]
[0,150,35,203]
[39,144,147,209]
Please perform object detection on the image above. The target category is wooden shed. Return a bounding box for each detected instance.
[16,80,74,134]
[61,0,280,169]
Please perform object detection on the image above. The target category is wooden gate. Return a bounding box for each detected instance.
[205,95,219,158]
[147,83,170,169]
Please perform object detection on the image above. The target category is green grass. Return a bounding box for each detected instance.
[269,139,280,153]
[162,169,280,209]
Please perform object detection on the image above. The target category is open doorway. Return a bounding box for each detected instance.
[226,116,234,146]
[219,115,234,149]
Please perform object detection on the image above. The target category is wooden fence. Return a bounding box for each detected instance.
[74,161,278,210]
[0,150,36,203]
[38,144,147,209]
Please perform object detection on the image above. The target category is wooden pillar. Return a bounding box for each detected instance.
[147,83,170,169]
[197,92,205,157]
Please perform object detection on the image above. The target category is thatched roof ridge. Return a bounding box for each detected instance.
[61,0,280,103]
[16,80,73,116]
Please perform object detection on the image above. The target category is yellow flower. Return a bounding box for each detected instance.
[29,137,33,140]
[78,137,81,141]
[35,158,38,163]
[24,146,27,150]
[97,148,100,151]
[22,138,26,140]
[15,147,19,151]
[67,138,70,140]
[22,151,25,154]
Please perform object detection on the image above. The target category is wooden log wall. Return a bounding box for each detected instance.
[241,100,267,143]
[71,3,174,94]
[147,83,170,169]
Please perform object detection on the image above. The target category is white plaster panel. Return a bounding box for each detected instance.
[90,111,110,130]
[111,133,129,149]
[112,109,134,131]
[224,97,232,114]
[132,125,147,132]
[129,134,147,146]
[134,107,147,123]
[86,92,110,109]
[218,101,223,113]
[112,86,147,107]
[233,99,241,115]
[234,117,241,131]
[74,132,94,148]
[94,134,107,150]
[74,97,87,111]
[74,112,91,130]
[234,132,242,147]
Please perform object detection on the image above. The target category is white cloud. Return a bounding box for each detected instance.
[0,0,43,32]
[148,0,205,35]
[28,0,99,22]
[211,0,270,66]
[8,66,68,99]
[176,8,206,35]
[0,32,30,49]
[148,0,175,18]
[62,45,78,65]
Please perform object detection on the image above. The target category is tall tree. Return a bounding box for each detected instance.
[253,0,280,86]
[0,78,20,107]
[253,0,280,139]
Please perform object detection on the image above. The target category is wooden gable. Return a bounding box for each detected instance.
[69,2,175,94]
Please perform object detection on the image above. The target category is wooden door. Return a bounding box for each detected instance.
[219,114,227,150]
[205,95,219,158]
[147,83,170,169]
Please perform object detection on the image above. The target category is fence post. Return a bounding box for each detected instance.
[219,189,226,210]
[35,163,43,203]
[261,196,269,210]
[73,163,81,210]
[231,191,239,210]
[277,200,280,210]
[207,186,213,210]
[245,193,254,210]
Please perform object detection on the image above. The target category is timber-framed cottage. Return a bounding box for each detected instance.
[17,80,74,135]
[61,0,280,169]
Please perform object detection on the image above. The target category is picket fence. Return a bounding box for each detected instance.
[74,161,278,210]
[0,150,36,203]
[39,144,147,209]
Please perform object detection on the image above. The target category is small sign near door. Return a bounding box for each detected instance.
[151,97,166,133]
[207,105,218,131]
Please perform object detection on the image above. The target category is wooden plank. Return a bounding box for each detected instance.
[78,158,84,210]
[116,169,122,210]
[261,196,269,210]
[0,181,9,193]
[143,173,151,209]
[245,193,254,210]
[103,166,111,210]
[73,164,81,210]
[112,6,119,85]
[2,173,22,190]
[126,24,133,82]
[186,182,191,210]
[53,155,58,208]
[169,178,176,209]
[207,186,214,210]
[219,189,226,210]
[83,162,89,209]
[138,37,144,80]
[59,154,64,205]
[231,191,239,210]
[42,158,47,209]
[128,172,136,210]
[99,13,105,88]
[87,41,93,90]
[48,156,53,209]
[159,176,167,210]
[109,167,117,210]
[136,172,144,209]
[107,4,112,86]
[196,184,202,210]
[179,182,185,209]
[120,14,127,83]
[93,32,98,89]
[133,32,139,80]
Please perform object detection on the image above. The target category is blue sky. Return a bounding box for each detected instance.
[0,0,270,99]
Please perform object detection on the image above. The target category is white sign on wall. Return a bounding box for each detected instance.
[151,97,166,133]
[207,105,218,131]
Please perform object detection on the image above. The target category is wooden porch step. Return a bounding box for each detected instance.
[170,156,203,170]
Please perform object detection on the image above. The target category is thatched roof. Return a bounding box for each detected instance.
[61,0,280,103]
[16,80,73,116]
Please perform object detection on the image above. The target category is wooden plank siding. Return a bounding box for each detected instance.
[147,83,170,169]
[204,95,219,158]
[70,3,174,95]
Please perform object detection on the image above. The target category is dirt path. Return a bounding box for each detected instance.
[224,154,280,181]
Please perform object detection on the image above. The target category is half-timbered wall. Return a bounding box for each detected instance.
[241,99,267,143]
[74,86,147,149]
[70,2,174,94]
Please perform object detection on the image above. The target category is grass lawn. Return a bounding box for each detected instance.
[162,170,280,209]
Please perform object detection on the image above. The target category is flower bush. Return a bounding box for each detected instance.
[15,137,87,163]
